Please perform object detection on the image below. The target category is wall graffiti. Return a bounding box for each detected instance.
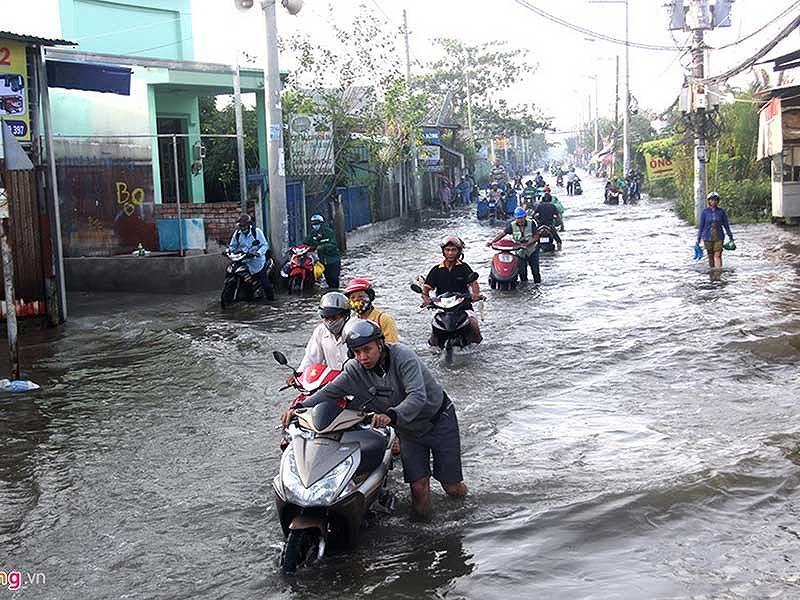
[115,181,145,216]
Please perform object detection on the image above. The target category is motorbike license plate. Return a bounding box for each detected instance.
[498,254,514,263]
[540,237,550,243]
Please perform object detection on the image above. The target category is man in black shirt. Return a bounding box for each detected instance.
[533,193,563,250]
[421,236,483,345]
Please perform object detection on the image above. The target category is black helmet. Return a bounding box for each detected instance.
[343,319,384,351]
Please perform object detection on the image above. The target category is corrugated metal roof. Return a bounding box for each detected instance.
[0,31,76,47]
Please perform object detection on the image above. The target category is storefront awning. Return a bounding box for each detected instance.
[46,60,132,95]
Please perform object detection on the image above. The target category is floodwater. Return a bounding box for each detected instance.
[3,175,800,599]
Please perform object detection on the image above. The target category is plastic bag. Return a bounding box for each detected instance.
[0,379,41,392]
[723,240,736,251]
[314,262,325,280]
[693,244,703,260]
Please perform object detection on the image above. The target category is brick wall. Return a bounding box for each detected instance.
[154,201,256,248]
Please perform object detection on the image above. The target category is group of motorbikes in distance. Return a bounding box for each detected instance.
[603,171,643,205]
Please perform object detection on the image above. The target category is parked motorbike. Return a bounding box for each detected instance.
[272,351,397,574]
[411,273,481,365]
[221,249,273,308]
[536,224,558,253]
[573,179,583,195]
[281,244,318,294]
[488,239,522,291]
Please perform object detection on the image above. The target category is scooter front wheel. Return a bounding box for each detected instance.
[444,340,454,365]
[281,529,320,575]
[221,280,237,308]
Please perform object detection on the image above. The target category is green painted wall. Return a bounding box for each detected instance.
[59,0,193,60]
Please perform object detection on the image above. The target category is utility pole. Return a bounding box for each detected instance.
[614,55,620,175]
[403,9,420,222]
[262,0,288,258]
[593,74,600,153]
[691,25,707,225]
[233,59,249,216]
[463,53,474,133]
[669,0,733,223]
[622,0,630,175]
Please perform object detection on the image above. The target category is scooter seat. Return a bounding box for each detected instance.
[341,429,389,476]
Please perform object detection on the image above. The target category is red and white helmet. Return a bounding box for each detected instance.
[343,277,375,300]
[298,363,341,392]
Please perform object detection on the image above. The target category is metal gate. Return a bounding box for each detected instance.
[0,165,47,317]
[286,179,306,246]
[338,185,371,232]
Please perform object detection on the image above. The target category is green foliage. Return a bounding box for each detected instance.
[652,87,770,223]
[279,2,429,203]
[198,96,259,202]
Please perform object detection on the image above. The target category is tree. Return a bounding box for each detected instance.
[198,96,260,203]
[279,3,428,207]
[415,38,550,139]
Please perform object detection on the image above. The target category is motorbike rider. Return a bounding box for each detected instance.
[343,277,399,343]
[487,206,543,283]
[421,236,483,345]
[534,171,546,188]
[280,319,467,520]
[533,193,563,250]
[228,214,275,301]
[302,214,341,289]
[544,185,566,231]
[490,159,507,184]
[566,168,578,195]
[287,292,351,386]
[521,180,538,209]
[456,174,473,205]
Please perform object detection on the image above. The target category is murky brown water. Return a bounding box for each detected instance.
[2,175,800,599]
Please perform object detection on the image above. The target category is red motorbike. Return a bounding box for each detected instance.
[281,244,317,294]
[273,352,344,450]
[488,239,523,291]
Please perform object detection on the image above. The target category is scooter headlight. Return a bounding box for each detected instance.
[281,450,355,506]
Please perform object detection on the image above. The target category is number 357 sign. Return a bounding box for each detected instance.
[0,39,30,142]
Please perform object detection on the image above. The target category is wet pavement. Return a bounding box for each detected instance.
[3,174,800,599]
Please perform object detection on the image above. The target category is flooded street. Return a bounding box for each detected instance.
[3,174,800,599]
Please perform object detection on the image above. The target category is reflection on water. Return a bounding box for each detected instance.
[2,176,800,599]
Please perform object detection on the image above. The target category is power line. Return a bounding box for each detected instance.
[74,14,191,42]
[699,13,800,84]
[706,0,800,50]
[510,0,688,51]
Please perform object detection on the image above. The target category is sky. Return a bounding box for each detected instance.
[6,0,800,132]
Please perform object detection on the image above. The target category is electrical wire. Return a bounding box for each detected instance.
[706,0,800,50]
[698,13,800,84]
[73,14,192,42]
[510,0,688,51]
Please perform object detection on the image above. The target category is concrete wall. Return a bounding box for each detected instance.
[58,0,194,60]
[154,201,256,250]
[65,253,227,293]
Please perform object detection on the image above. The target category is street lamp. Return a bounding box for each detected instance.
[234,0,303,259]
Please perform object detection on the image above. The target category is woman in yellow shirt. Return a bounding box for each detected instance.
[343,278,399,343]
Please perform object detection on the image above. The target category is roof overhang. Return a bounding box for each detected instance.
[0,30,76,47]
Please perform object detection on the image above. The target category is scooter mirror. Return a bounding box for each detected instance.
[410,283,423,294]
[272,350,289,366]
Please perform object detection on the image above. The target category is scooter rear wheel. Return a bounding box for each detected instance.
[281,529,320,575]
[288,276,303,295]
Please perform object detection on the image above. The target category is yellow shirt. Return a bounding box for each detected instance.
[362,307,399,343]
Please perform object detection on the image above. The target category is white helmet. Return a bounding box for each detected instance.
[319,292,349,318]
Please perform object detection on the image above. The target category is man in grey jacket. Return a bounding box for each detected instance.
[280,319,467,519]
